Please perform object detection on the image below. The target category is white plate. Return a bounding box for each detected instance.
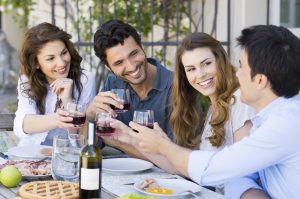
[102,158,153,173]
[134,178,201,197]
[7,145,52,160]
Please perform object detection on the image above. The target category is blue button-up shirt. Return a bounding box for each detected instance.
[101,58,173,139]
[188,97,300,199]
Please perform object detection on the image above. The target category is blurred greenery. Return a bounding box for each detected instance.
[0,0,35,28]
[6,102,17,113]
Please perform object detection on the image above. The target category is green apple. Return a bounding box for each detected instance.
[0,166,22,188]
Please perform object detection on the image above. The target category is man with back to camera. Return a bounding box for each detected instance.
[86,20,174,159]
[129,25,300,199]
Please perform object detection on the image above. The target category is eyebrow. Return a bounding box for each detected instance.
[184,58,211,68]
[42,47,68,58]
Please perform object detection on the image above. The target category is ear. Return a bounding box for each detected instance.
[104,64,111,72]
[256,74,269,89]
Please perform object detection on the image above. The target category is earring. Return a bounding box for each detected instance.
[36,66,40,69]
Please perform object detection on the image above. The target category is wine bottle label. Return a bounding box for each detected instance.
[80,168,100,190]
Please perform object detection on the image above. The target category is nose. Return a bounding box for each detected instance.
[196,67,207,77]
[125,58,136,72]
[57,56,66,66]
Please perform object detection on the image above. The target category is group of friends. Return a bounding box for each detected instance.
[13,19,300,199]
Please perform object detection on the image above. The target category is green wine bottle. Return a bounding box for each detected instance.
[79,121,102,198]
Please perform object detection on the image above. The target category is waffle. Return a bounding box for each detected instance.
[19,180,79,199]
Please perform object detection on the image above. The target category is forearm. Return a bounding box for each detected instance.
[105,139,148,160]
[160,139,191,177]
[142,152,180,174]
[241,188,271,199]
[23,114,57,134]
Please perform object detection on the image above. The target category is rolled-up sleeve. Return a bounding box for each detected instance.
[188,150,215,185]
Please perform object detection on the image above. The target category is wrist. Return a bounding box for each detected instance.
[86,105,95,120]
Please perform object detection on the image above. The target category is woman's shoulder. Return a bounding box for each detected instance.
[80,69,95,84]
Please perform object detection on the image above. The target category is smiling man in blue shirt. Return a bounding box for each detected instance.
[86,20,173,159]
[129,25,300,199]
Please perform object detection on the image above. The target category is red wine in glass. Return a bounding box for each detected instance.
[96,126,115,136]
[71,114,86,127]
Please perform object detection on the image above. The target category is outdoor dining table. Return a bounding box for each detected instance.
[0,130,224,199]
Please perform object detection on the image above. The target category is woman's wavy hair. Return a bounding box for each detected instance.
[19,22,83,114]
[171,32,239,149]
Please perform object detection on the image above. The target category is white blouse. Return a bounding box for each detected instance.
[13,70,96,146]
[199,89,256,151]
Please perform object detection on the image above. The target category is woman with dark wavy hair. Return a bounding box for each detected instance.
[14,22,95,146]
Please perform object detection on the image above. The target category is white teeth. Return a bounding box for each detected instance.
[56,67,65,73]
[130,68,140,77]
[199,78,212,86]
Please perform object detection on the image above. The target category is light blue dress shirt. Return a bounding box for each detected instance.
[188,97,300,199]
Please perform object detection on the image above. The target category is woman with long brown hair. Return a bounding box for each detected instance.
[127,32,255,193]
[170,32,254,151]
[109,32,254,175]
[14,22,95,146]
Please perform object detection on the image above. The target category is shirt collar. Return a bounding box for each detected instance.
[251,97,286,129]
[147,58,170,92]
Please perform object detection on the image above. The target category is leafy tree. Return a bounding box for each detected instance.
[0,0,35,28]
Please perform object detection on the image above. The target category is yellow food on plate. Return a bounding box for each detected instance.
[146,187,173,195]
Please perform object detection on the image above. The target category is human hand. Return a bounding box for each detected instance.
[50,78,73,106]
[53,108,75,128]
[129,122,169,154]
[109,119,136,145]
[86,91,124,120]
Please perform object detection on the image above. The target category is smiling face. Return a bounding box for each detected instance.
[181,47,218,101]
[105,36,148,85]
[37,40,71,84]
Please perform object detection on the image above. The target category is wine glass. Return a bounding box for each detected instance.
[66,101,86,127]
[133,110,154,129]
[51,134,85,182]
[95,112,115,136]
[111,89,130,113]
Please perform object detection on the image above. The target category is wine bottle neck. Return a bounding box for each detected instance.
[87,121,95,145]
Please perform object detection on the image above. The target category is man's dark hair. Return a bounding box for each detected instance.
[93,20,142,67]
[237,25,300,97]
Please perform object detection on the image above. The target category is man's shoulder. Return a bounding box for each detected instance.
[102,73,126,91]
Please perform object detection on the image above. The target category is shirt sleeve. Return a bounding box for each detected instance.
[225,173,262,199]
[188,111,298,186]
[13,76,39,138]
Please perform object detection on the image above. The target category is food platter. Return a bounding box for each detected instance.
[0,159,51,179]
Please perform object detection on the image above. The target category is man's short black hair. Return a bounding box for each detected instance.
[93,20,142,67]
[237,25,300,97]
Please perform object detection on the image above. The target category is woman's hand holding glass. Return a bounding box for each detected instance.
[53,108,75,129]
[62,101,87,135]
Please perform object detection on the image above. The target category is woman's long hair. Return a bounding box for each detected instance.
[171,32,239,149]
[19,22,83,114]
